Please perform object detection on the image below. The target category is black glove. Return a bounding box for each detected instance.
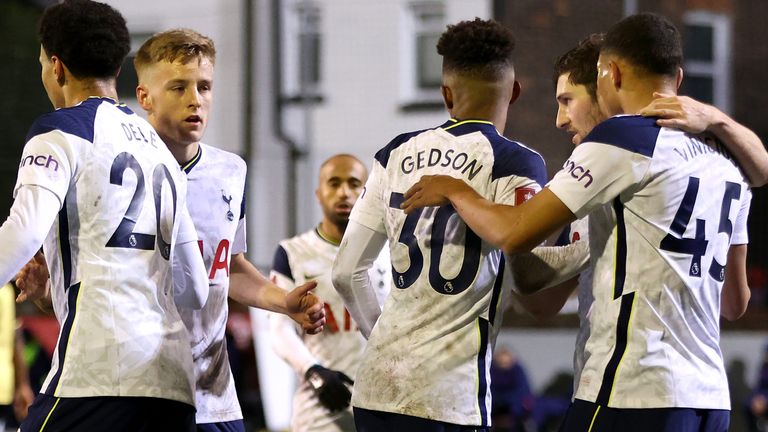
[305,364,354,412]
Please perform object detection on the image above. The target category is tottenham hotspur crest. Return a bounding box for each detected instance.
[222,190,234,221]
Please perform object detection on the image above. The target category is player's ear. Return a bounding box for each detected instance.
[136,84,151,110]
[441,85,453,110]
[51,55,66,86]
[509,80,521,106]
[609,60,622,90]
[675,67,684,90]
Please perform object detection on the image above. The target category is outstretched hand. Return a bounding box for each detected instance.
[16,251,49,304]
[639,92,718,134]
[401,175,468,214]
[286,281,325,334]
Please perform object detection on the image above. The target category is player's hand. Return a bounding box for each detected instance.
[286,281,325,334]
[401,175,466,214]
[305,364,354,412]
[16,251,50,304]
[639,92,717,134]
[751,394,768,415]
[13,382,34,421]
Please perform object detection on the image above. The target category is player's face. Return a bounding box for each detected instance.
[596,54,621,118]
[555,73,603,146]
[138,57,214,148]
[39,46,64,109]
[316,157,367,227]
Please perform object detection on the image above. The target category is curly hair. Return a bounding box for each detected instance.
[38,0,130,80]
[602,13,682,77]
[552,33,604,100]
[134,28,216,76]
[436,18,515,80]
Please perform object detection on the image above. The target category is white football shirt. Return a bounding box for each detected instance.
[555,217,593,398]
[547,115,751,409]
[270,228,390,432]
[178,143,247,423]
[16,97,197,405]
[349,119,547,426]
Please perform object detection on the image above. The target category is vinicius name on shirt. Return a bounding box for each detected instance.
[673,134,733,163]
[400,147,483,181]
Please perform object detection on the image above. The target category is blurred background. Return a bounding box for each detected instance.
[2,0,767,431]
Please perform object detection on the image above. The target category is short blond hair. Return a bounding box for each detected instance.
[134,28,215,76]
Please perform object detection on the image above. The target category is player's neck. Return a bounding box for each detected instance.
[450,103,508,134]
[619,80,678,115]
[317,220,343,245]
[164,140,201,165]
[63,78,118,108]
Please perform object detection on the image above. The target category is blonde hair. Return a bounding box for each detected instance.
[134,28,215,76]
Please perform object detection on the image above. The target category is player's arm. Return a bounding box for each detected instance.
[508,241,588,318]
[403,178,575,256]
[513,277,578,318]
[332,220,388,339]
[267,250,321,374]
[720,244,749,321]
[510,241,589,294]
[13,327,34,422]
[720,188,752,321]
[0,186,61,286]
[172,205,209,309]
[640,93,768,187]
[268,256,353,412]
[229,253,325,335]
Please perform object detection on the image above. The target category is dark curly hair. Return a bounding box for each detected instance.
[602,13,682,77]
[39,0,130,80]
[436,18,515,81]
[552,34,604,100]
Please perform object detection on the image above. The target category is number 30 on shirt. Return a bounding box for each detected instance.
[388,192,482,295]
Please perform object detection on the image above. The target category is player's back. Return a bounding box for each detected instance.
[560,116,751,410]
[19,97,195,404]
[350,119,546,426]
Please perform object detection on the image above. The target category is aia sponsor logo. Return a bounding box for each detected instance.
[198,239,230,279]
[514,187,536,205]
[20,154,59,171]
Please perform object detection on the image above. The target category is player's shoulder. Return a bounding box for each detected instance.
[374,124,443,168]
[273,229,317,278]
[485,135,547,183]
[582,115,661,157]
[25,97,111,143]
[199,143,247,175]
[199,143,246,165]
[280,229,320,252]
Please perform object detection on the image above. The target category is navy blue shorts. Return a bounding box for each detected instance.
[20,393,196,432]
[559,399,729,432]
[196,419,245,432]
[354,406,490,432]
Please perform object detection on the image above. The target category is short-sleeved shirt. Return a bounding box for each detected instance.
[178,143,247,423]
[271,228,390,432]
[349,118,547,426]
[556,217,593,398]
[547,115,751,410]
[17,97,197,405]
